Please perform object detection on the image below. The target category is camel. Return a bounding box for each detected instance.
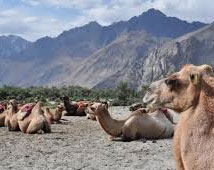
[95,104,175,141]
[143,64,214,170]
[44,104,64,124]
[4,99,20,131]
[60,96,78,116]
[17,102,51,134]
[76,101,88,116]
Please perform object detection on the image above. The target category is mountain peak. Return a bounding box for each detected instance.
[86,21,102,28]
[142,8,166,17]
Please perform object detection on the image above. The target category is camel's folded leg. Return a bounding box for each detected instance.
[26,119,45,134]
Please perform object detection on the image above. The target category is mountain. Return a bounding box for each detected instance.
[61,31,170,88]
[0,35,31,59]
[0,9,208,88]
[139,23,214,85]
[97,23,214,89]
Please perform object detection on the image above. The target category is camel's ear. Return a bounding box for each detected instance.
[200,65,213,76]
[190,73,201,85]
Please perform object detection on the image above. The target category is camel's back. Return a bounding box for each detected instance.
[150,111,174,137]
[125,111,173,139]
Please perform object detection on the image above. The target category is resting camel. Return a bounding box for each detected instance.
[17,102,51,134]
[4,100,20,131]
[95,104,175,141]
[143,64,214,170]
[60,96,78,116]
[44,104,64,124]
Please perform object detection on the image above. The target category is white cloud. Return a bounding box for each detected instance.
[23,16,38,23]
[21,0,103,9]
[0,0,214,41]
[21,0,40,6]
[0,9,19,17]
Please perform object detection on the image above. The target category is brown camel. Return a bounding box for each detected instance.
[60,96,79,116]
[17,102,51,134]
[4,99,20,131]
[95,104,175,141]
[44,104,64,124]
[143,64,214,170]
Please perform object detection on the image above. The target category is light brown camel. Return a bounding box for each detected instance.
[4,100,20,131]
[44,104,64,124]
[95,104,175,141]
[18,102,51,134]
[143,64,214,170]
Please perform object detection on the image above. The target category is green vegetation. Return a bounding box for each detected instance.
[0,82,148,106]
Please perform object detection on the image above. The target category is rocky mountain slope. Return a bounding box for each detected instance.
[0,9,208,88]
[136,23,214,87]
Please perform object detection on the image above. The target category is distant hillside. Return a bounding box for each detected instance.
[140,23,214,85]
[0,9,208,88]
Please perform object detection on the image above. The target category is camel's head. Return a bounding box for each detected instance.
[143,64,213,112]
[7,99,18,112]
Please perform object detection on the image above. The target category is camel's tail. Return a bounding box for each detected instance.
[95,104,126,137]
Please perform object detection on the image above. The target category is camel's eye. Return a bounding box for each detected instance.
[165,79,179,90]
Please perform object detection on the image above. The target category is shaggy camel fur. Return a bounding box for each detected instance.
[18,102,51,134]
[143,64,214,170]
[95,104,175,141]
[44,104,64,124]
[4,100,20,131]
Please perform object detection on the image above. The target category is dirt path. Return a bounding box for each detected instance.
[0,107,175,170]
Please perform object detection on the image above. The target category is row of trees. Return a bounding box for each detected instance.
[0,82,148,106]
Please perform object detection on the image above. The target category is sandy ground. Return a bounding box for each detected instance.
[0,107,176,170]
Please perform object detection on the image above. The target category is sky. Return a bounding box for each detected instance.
[0,0,213,41]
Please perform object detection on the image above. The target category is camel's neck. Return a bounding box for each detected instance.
[56,108,63,115]
[8,106,17,117]
[96,107,126,137]
[193,79,214,129]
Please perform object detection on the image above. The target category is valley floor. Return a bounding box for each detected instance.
[0,107,175,170]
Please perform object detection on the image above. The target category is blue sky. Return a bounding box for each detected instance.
[0,0,213,41]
